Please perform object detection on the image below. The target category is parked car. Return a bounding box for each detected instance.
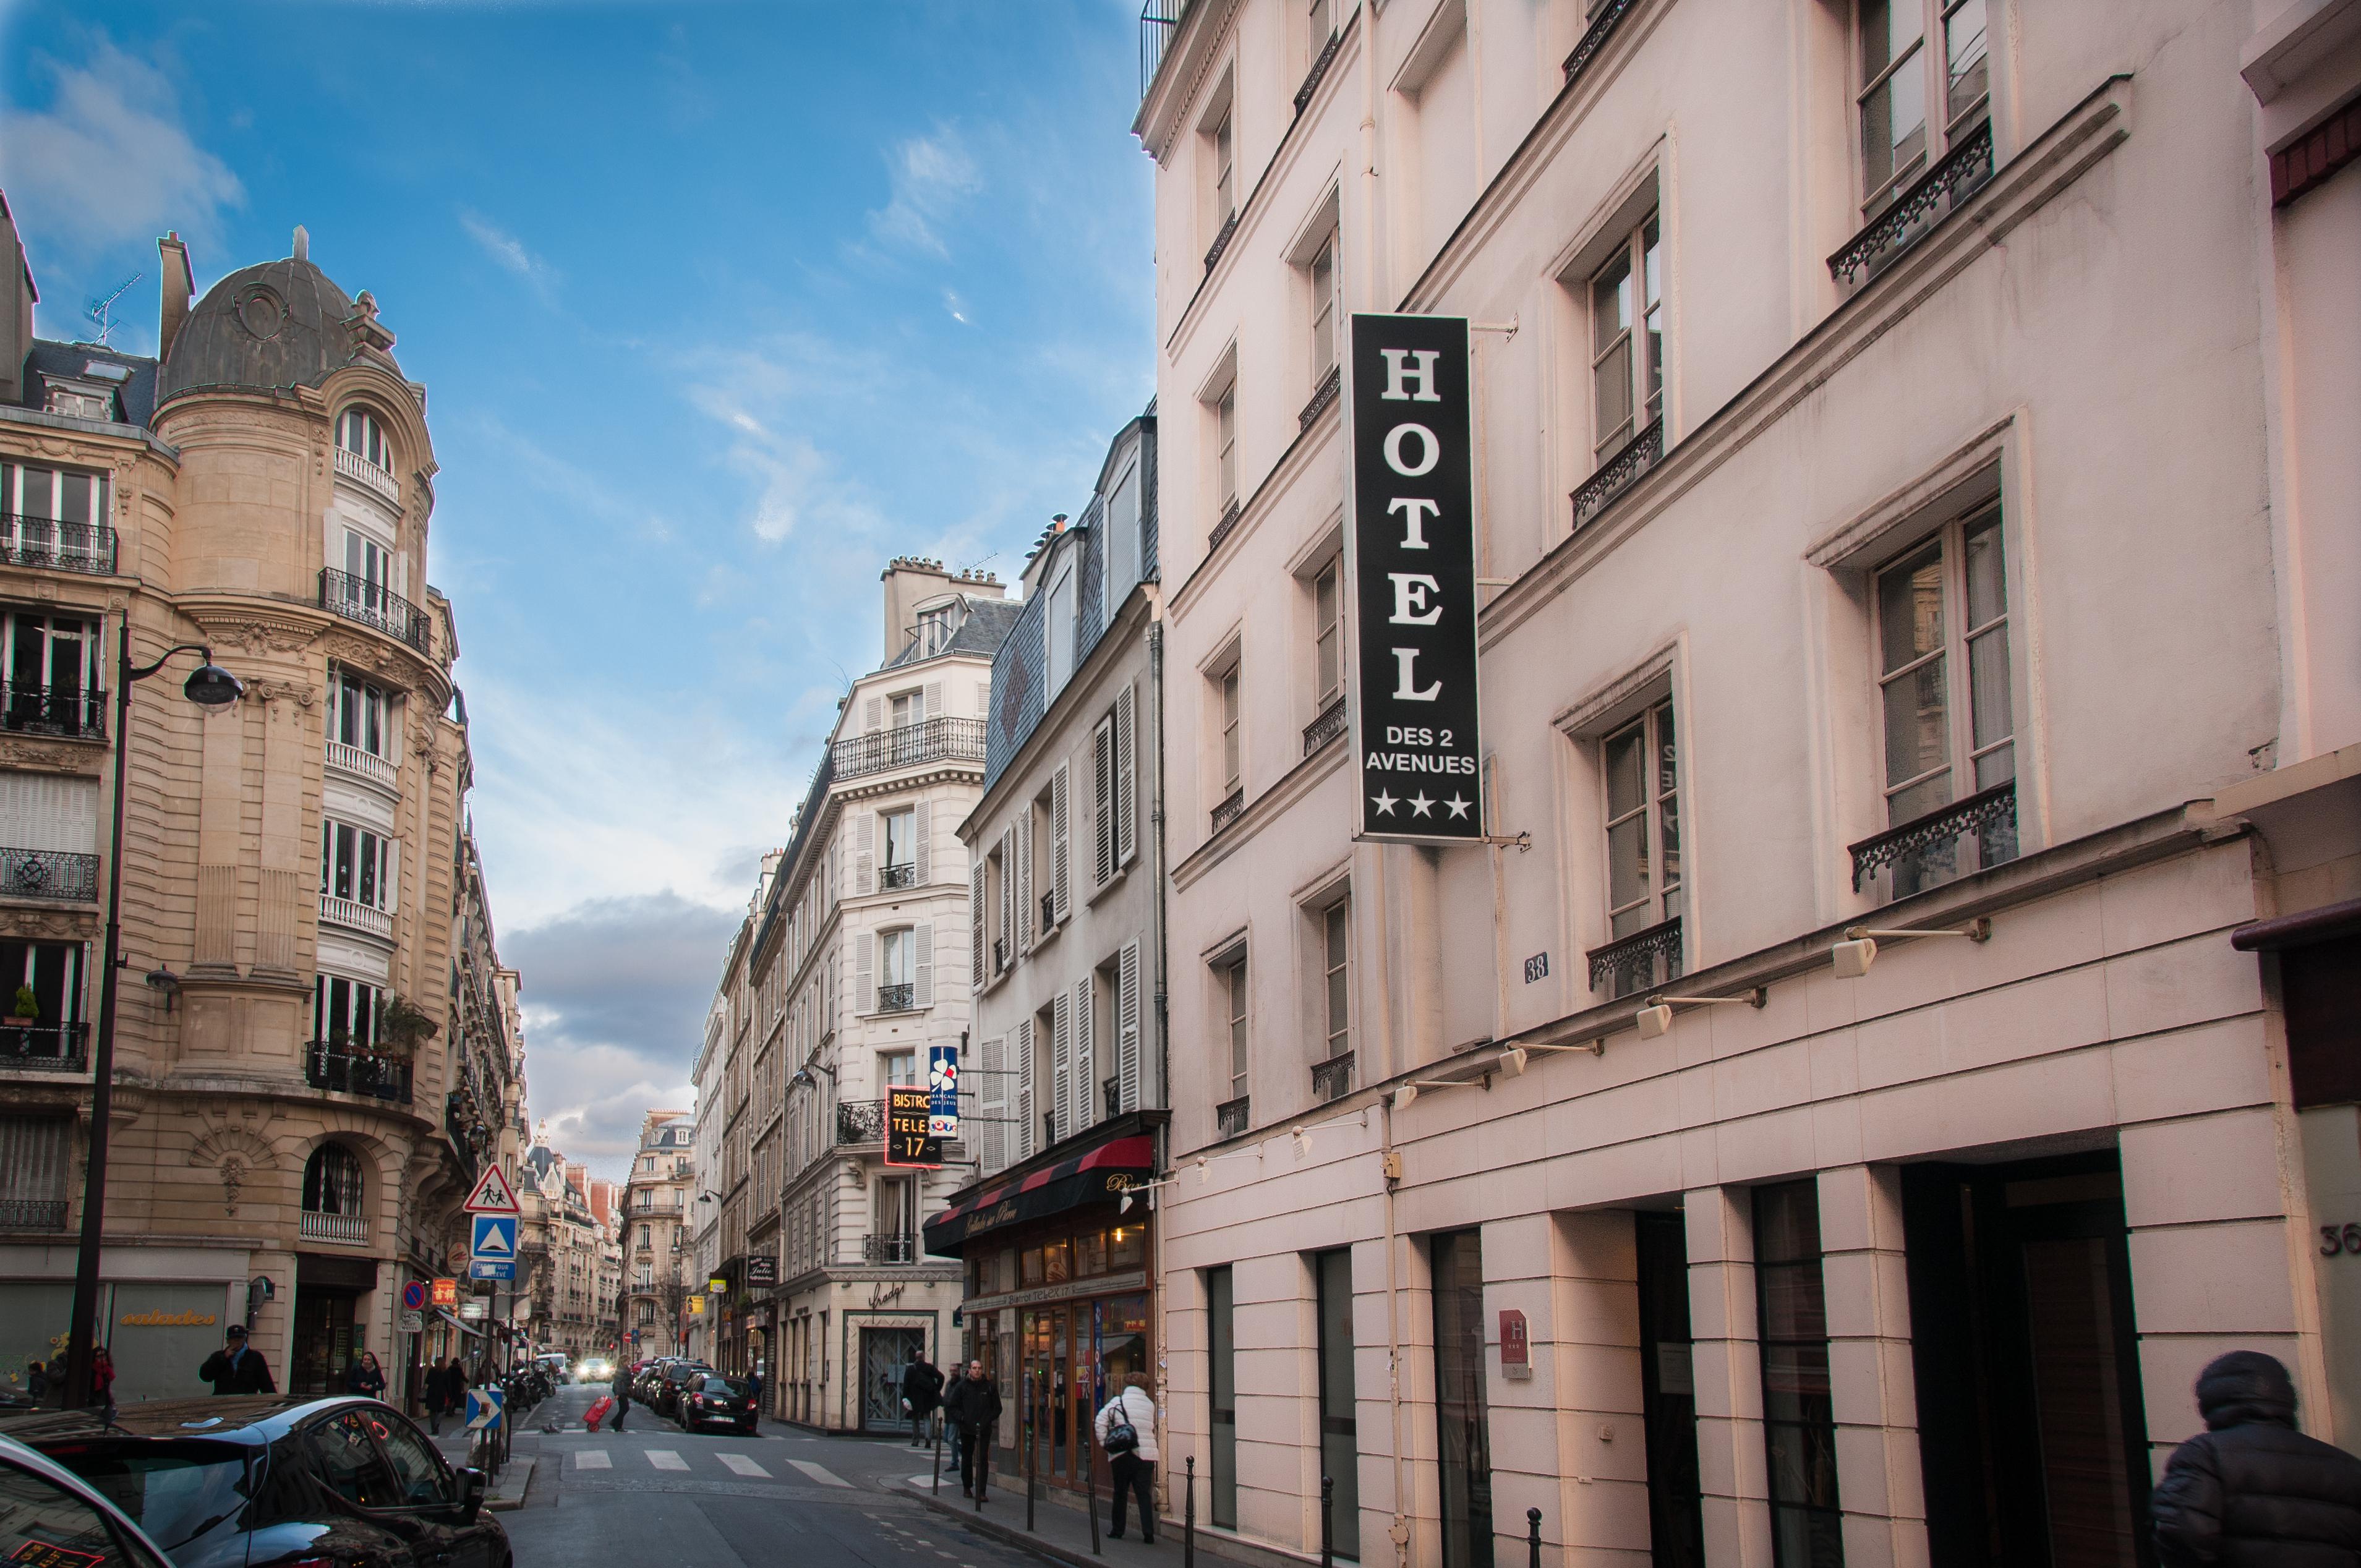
[673,1374,758,1436]
[651,1362,714,1417]
[0,1431,182,1568]
[9,1397,505,1568]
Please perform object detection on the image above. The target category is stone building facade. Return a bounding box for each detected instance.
[619,1110,695,1359]
[0,207,515,1408]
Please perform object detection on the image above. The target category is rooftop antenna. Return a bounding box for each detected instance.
[85,273,142,346]
[955,550,1001,577]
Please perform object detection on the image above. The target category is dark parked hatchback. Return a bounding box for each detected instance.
[673,1374,758,1436]
[649,1363,712,1417]
[7,1397,506,1568]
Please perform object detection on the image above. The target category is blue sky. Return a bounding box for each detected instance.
[0,0,1155,1175]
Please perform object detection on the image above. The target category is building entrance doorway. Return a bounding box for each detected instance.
[860,1326,928,1431]
[292,1289,358,1396]
[1904,1153,2153,1568]
[1635,1211,1706,1567]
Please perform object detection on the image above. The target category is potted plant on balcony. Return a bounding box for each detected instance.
[375,994,440,1057]
[11,986,36,1023]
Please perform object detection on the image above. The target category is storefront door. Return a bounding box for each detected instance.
[292,1289,357,1396]
[1635,1212,1706,1568]
[861,1327,926,1430]
[1431,1232,1492,1568]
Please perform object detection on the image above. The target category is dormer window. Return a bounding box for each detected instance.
[338,409,390,471]
[42,380,116,422]
[916,602,960,657]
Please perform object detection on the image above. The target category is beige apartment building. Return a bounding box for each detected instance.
[1135,3,2361,1568]
[620,1109,695,1358]
[0,205,516,1407]
[519,1138,610,1362]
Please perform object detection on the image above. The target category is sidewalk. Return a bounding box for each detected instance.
[903,1461,1268,1568]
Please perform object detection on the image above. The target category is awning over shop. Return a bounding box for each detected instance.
[923,1135,1153,1257]
[435,1308,486,1340]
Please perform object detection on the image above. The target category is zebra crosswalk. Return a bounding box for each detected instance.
[569,1446,850,1486]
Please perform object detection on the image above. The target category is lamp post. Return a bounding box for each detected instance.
[63,616,245,1408]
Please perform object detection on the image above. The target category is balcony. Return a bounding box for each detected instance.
[1587,916,1683,999]
[876,982,916,1013]
[1831,120,1994,286]
[1561,0,1640,84]
[832,717,988,782]
[1,1022,87,1073]
[2,682,105,740]
[1208,498,1242,553]
[0,1198,67,1232]
[1294,27,1342,115]
[1298,365,1341,433]
[318,569,432,657]
[1210,788,1245,835]
[0,516,116,576]
[836,1099,886,1146]
[881,861,916,890]
[1850,780,2018,901]
[1216,1096,1250,1140]
[0,848,98,902]
[1040,892,1057,932]
[993,936,1009,973]
[1572,417,1663,530]
[1138,0,1187,98]
[299,1209,369,1246]
[862,1234,917,1264]
[307,1044,412,1104]
[333,445,401,506]
[321,894,394,939]
[325,739,398,791]
[1303,696,1347,757]
[1103,1076,1121,1121]
[1312,1053,1355,1104]
[1203,210,1240,275]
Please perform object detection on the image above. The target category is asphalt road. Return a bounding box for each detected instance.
[482,1383,1023,1568]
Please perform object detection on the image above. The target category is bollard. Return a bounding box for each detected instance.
[1184,1456,1197,1568]
[1086,1426,1101,1556]
[1527,1507,1542,1568]
[933,1419,942,1497]
[1025,1394,1036,1531]
[1321,1476,1334,1568]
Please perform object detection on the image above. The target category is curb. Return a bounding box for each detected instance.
[908,1486,1234,1568]
[484,1457,537,1512]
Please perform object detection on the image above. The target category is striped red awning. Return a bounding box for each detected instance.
[921,1135,1152,1256]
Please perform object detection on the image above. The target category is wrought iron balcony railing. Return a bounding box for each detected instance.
[319,569,433,655]
[832,717,988,780]
[836,1099,887,1145]
[0,1198,68,1232]
[1295,28,1343,115]
[299,1209,369,1246]
[877,982,916,1013]
[2,682,104,740]
[1216,1095,1251,1140]
[1312,1053,1355,1104]
[1831,119,1994,284]
[863,1233,917,1264]
[0,516,116,575]
[1587,915,1683,999]
[1208,498,1243,553]
[881,861,917,890]
[1203,210,1241,275]
[1211,788,1245,835]
[1040,892,1057,931]
[307,1044,412,1104]
[0,848,99,902]
[1849,780,2018,900]
[993,936,1009,972]
[1572,417,1663,529]
[1563,0,1641,83]
[1139,0,1187,100]
[1,1021,87,1073]
[1299,364,1342,432]
[1103,1076,1122,1121]
[1304,695,1347,756]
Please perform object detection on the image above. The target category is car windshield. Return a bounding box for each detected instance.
[41,1441,252,1550]
[667,1366,709,1383]
[696,1378,753,1397]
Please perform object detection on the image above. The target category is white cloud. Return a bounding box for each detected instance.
[0,38,244,256]
[865,124,981,259]
[459,210,558,297]
[942,288,971,325]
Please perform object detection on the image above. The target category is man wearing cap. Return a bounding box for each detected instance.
[199,1324,276,1395]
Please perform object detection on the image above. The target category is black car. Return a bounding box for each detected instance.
[649,1363,713,1417]
[9,1397,505,1568]
[672,1374,758,1436]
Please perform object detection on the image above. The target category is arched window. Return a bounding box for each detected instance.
[302,1143,365,1216]
[337,409,389,471]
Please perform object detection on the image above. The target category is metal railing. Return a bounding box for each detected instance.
[1104,1076,1122,1121]
[881,861,917,890]
[307,1044,412,1103]
[832,717,988,781]
[0,516,116,575]
[1299,365,1342,432]
[333,445,401,505]
[325,739,398,790]
[1831,119,1995,284]
[2,682,105,739]
[1040,892,1057,931]
[1304,696,1348,756]
[319,569,433,655]
[877,982,916,1013]
[1849,780,2018,898]
[0,1198,68,1232]
[1562,0,1641,84]
[1211,788,1245,835]
[0,1021,87,1072]
[0,847,99,901]
[836,1099,887,1144]
[1203,210,1242,275]
[1312,1053,1355,1104]
[1140,0,1189,99]
[1208,498,1243,552]
[993,936,1009,972]
[1295,28,1343,115]
[1216,1096,1251,1140]
[1587,915,1683,998]
[863,1234,918,1264]
[1572,417,1663,529]
[299,1209,369,1245]
[320,893,395,938]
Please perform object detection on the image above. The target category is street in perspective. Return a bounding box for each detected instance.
[2,3,2361,1568]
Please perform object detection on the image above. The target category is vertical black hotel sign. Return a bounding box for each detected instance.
[1347,313,1483,842]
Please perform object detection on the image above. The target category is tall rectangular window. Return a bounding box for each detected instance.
[1309,0,1333,54]
[1601,696,1683,997]
[1590,212,1663,465]
[1313,558,1343,709]
[1430,1231,1492,1568]
[1220,667,1242,796]
[331,669,389,757]
[1754,1181,1842,1568]
[1310,233,1339,378]
[1224,953,1249,1103]
[1322,901,1349,1060]
[1208,1266,1238,1528]
[1213,112,1236,226]
[338,408,389,469]
[1216,385,1240,515]
[1,610,100,738]
[1858,0,1988,215]
[1314,1248,1360,1561]
[882,807,915,887]
[320,820,391,911]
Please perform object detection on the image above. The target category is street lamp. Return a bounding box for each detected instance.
[64,619,244,1407]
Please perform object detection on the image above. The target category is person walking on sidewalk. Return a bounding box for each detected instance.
[1095,1373,1159,1543]
[2150,1349,2361,1564]
[425,1359,455,1434]
[608,1363,633,1433]
[346,1349,387,1400]
[199,1326,275,1395]
[938,1363,967,1475]
[903,1353,944,1447]
[943,1358,1001,1497]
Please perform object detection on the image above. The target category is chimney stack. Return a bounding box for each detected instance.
[292,225,309,263]
[157,231,192,365]
[0,191,35,406]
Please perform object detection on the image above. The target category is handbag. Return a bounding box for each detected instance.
[1101,1393,1140,1455]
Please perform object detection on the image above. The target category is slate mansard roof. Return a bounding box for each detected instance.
[155,255,393,403]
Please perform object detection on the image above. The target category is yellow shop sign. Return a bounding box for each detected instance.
[119,1310,218,1328]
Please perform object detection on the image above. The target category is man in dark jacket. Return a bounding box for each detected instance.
[2151,1349,2361,1565]
[903,1355,944,1447]
[198,1325,275,1395]
[938,1365,967,1475]
[942,1359,1002,1496]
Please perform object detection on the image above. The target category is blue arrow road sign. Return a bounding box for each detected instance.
[466,1387,505,1431]
[469,1214,517,1280]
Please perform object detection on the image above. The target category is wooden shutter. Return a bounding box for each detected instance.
[853,931,873,1014]
[1051,764,1071,924]
[864,696,882,733]
[913,923,933,1008]
[1093,717,1116,885]
[1015,809,1034,950]
[855,811,874,895]
[1015,1018,1035,1162]
[970,865,986,987]
[976,680,991,718]
[978,1037,1007,1174]
[997,829,1014,970]
[1118,939,1143,1113]
[913,797,931,884]
[1115,683,1138,866]
[1072,977,1095,1132]
[924,680,944,721]
[0,772,98,853]
[1051,989,1072,1148]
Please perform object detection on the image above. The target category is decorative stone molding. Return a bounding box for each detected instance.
[245,678,317,711]
[201,618,317,657]
[0,740,103,775]
[0,908,100,941]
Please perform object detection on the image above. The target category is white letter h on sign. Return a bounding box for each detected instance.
[1380,349,1442,403]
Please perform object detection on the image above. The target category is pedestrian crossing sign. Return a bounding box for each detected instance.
[463,1164,520,1215]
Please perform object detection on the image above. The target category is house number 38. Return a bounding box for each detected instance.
[2319,1224,2361,1256]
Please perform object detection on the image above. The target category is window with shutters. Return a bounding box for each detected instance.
[1014,1015,1038,1162]
[978,1035,1010,1174]
[1215,945,1249,1132]
[877,928,915,1012]
[985,836,1010,977]
[1051,987,1074,1149]
[882,807,916,890]
[1093,714,1119,886]
[1048,763,1071,926]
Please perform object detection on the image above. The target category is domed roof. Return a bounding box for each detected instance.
[155,250,395,403]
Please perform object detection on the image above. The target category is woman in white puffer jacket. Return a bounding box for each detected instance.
[1094,1371,1161,1541]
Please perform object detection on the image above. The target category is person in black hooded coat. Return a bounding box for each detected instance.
[2151,1349,2361,1566]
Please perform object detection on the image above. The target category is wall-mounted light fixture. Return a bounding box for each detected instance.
[143,966,181,1014]
[1832,916,1991,978]
[1636,986,1768,1040]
